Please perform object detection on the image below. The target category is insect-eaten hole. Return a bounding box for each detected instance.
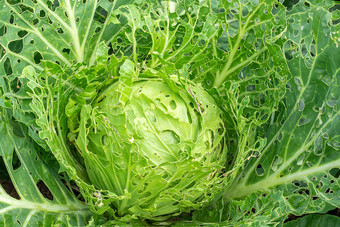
[39,10,46,17]
[101,135,108,146]
[4,57,13,76]
[37,180,54,201]
[62,48,70,55]
[32,18,39,25]
[8,39,23,54]
[57,28,64,34]
[11,149,21,171]
[329,168,339,178]
[0,44,5,61]
[17,30,28,38]
[255,164,265,176]
[9,76,22,93]
[0,25,7,36]
[0,158,20,199]
[34,51,43,64]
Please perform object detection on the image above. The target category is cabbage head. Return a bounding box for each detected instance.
[66,61,227,220]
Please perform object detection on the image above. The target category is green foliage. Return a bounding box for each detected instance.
[284,214,340,227]
[0,0,339,225]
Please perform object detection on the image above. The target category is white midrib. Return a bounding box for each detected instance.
[0,195,87,213]
[64,0,83,62]
[227,159,340,199]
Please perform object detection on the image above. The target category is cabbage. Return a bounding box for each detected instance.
[69,67,227,218]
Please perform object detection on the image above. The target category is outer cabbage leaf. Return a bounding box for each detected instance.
[284,214,340,227]
[187,1,340,225]
[0,108,91,226]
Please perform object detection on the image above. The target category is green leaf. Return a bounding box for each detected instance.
[0,109,91,226]
[284,214,340,227]
[222,0,340,221]
[0,0,131,82]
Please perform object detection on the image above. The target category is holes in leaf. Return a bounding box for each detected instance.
[205,130,214,149]
[32,18,39,26]
[95,27,101,33]
[57,28,64,34]
[0,178,20,199]
[298,117,310,126]
[53,121,59,136]
[316,181,323,189]
[306,161,313,167]
[218,124,224,136]
[186,181,196,189]
[11,149,21,170]
[242,6,249,17]
[0,44,5,61]
[169,179,180,187]
[246,84,255,91]
[96,6,108,24]
[101,135,108,146]
[30,40,35,44]
[329,168,339,178]
[0,25,7,36]
[33,51,43,64]
[198,39,206,46]
[162,172,168,179]
[277,132,283,142]
[297,189,309,195]
[8,39,23,54]
[270,155,282,171]
[37,180,54,201]
[142,191,151,197]
[255,164,264,176]
[75,18,79,23]
[293,30,299,37]
[169,100,176,110]
[62,48,70,54]
[313,136,323,155]
[17,220,21,225]
[4,58,13,75]
[10,117,24,137]
[326,95,337,108]
[17,30,28,38]
[10,15,14,24]
[40,10,46,17]
[297,99,305,111]
[296,154,305,166]
[292,180,307,187]
[294,77,302,85]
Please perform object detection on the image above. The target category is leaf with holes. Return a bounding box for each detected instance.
[0,111,91,226]
[190,1,340,225]
[0,0,339,226]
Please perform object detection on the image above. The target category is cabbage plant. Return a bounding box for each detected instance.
[66,60,227,219]
[0,0,339,226]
